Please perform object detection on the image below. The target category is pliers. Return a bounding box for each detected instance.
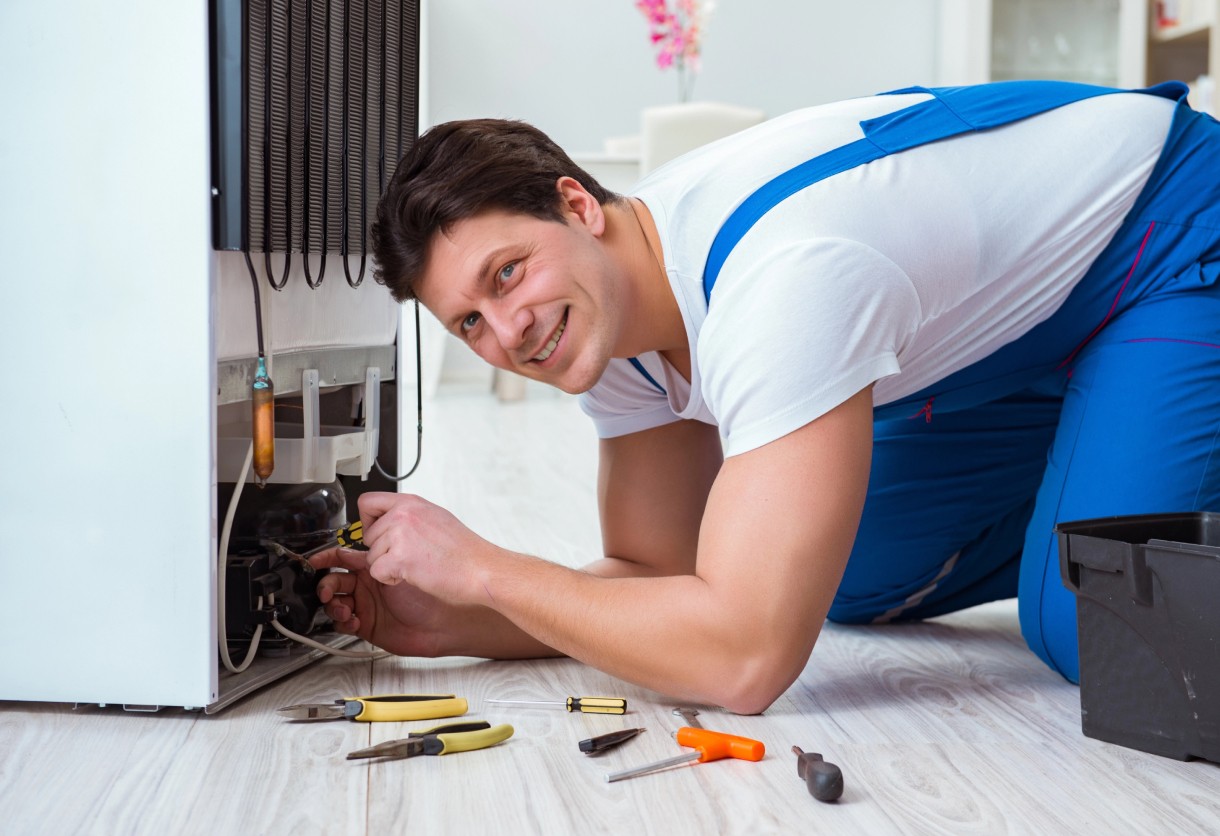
[277,694,468,722]
[347,720,514,761]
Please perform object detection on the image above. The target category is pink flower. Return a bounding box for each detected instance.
[635,0,710,78]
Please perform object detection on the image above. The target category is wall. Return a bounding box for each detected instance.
[425,0,942,153]
[424,0,943,384]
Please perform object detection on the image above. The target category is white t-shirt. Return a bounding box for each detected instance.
[580,91,1176,457]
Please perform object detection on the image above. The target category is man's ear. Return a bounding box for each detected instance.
[556,176,606,237]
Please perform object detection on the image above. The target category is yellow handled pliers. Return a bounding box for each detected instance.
[277,694,468,723]
[346,721,514,761]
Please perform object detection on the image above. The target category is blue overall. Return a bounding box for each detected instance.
[690,80,1220,682]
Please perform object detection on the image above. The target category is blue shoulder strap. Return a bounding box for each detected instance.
[626,80,1187,393]
[628,357,666,395]
[700,80,1188,303]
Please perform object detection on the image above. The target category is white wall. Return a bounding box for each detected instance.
[425,0,942,153]
[425,0,944,384]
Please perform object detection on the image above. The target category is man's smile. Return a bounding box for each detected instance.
[532,309,568,363]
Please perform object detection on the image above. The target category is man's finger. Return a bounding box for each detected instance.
[309,546,369,572]
[363,535,408,586]
[358,492,426,546]
[316,571,358,603]
[369,561,404,586]
[325,607,361,635]
[356,491,406,517]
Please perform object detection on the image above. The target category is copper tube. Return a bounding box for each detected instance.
[252,360,275,485]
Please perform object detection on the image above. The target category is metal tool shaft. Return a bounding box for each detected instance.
[605,751,700,783]
[486,699,559,710]
[487,696,626,714]
[672,707,702,729]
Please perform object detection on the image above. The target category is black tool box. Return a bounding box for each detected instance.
[1057,512,1220,763]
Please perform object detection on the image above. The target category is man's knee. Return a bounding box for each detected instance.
[1018,584,1081,683]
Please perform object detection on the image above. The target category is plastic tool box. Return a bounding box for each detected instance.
[1056,512,1220,763]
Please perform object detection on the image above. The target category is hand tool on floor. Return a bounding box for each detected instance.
[277,694,468,722]
[347,721,514,761]
[792,746,844,802]
[579,728,646,754]
[672,707,702,728]
[486,696,627,715]
[605,727,765,782]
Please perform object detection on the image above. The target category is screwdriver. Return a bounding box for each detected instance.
[792,746,844,802]
[605,727,765,782]
[269,521,364,553]
[579,727,645,754]
[485,696,627,715]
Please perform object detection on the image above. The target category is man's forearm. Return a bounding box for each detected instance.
[471,550,793,713]
[433,602,562,659]
[434,554,692,658]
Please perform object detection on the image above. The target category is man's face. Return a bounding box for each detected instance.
[415,205,622,395]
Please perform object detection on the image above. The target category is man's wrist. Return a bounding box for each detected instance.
[463,538,516,610]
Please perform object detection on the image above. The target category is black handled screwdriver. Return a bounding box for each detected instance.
[792,746,844,802]
[486,696,627,715]
[579,728,645,754]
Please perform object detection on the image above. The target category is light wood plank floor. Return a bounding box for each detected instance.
[3,382,1219,835]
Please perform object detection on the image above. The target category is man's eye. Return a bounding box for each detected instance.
[498,262,517,284]
[461,312,481,333]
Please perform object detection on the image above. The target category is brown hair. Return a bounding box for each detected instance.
[371,119,621,302]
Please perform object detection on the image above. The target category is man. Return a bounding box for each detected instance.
[312,80,1220,714]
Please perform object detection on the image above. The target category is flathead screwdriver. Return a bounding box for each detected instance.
[579,727,645,754]
[486,696,627,715]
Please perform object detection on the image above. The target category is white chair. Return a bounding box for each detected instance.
[638,101,766,175]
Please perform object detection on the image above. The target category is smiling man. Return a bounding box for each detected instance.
[312,82,1220,713]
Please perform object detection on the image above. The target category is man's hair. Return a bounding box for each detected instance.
[371,118,621,302]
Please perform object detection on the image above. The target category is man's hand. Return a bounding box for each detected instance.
[309,495,561,659]
[355,492,498,605]
[309,546,453,657]
[305,388,872,714]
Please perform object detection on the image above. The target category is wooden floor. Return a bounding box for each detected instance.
[4,382,1219,835]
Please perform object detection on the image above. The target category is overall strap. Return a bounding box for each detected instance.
[701,80,1188,304]
[628,357,666,395]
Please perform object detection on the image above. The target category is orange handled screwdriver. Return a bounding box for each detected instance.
[605,727,765,783]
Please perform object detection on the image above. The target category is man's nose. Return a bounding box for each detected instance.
[483,302,533,352]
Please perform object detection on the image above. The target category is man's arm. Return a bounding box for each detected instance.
[588,417,724,579]
[354,387,874,713]
[311,418,723,658]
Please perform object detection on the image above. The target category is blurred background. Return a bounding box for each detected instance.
[424,0,1216,388]
[422,0,1216,150]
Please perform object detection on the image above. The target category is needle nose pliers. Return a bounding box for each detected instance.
[277,694,468,722]
[346,721,515,761]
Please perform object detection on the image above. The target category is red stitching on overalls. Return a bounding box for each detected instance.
[909,397,935,423]
[1057,221,1156,370]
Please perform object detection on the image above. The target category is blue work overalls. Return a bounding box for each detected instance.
[687,80,1220,682]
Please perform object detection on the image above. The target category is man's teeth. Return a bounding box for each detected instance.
[533,317,566,362]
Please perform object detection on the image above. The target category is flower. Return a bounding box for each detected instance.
[635,0,714,101]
